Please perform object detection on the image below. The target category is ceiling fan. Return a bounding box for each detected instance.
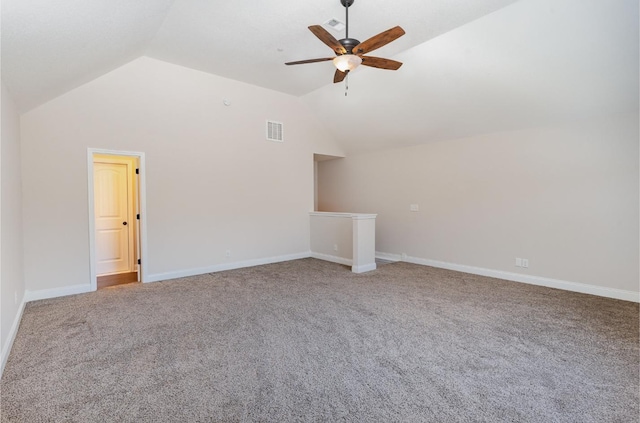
[285,0,405,83]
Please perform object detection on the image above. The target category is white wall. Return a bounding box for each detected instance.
[318,113,639,295]
[1,81,26,372]
[20,57,343,293]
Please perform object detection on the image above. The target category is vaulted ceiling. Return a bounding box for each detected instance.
[303,0,639,152]
[1,0,517,112]
[2,0,638,153]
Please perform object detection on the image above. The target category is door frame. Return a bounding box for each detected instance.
[87,148,148,291]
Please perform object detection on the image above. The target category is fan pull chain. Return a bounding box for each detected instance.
[345,73,349,96]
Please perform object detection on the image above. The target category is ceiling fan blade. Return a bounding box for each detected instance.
[352,26,405,55]
[285,57,334,66]
[333,69,347,83]
[361,56,403,70]
[309,25,347,55]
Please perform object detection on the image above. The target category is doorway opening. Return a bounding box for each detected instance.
[87,149,148,291]
[313,153,343,211]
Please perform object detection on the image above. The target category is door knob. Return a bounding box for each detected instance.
[123,221,128,226]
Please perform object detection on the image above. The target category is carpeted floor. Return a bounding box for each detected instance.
[1,258,638,422]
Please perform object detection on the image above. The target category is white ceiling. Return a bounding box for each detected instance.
[2,0,637,154]
[1,0,174,112]
[302,0,639,153]
[2,0,517,112]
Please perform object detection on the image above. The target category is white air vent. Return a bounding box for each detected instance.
[266,120,284,142]
[324,18,345,32]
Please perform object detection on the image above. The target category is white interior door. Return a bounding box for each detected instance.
[94,161,131,275]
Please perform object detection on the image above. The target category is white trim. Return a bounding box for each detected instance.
[352,263,377,273]
[87,148,149,291]
[310,252,353,267]
[375,252,402,262]
[1,299,26,378]
[376,252,639,303]
[146,252,312,283]
[24,284,92,302]
[87,151,96,290]
[138,154,148,283]
[309,212,377,219]
[351,214,377,220]
[309,212,353,217]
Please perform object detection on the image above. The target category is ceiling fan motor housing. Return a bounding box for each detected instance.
[339,38,361,54]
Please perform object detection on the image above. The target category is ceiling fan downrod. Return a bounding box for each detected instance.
[341,0,356,94]
[341,0,354,39]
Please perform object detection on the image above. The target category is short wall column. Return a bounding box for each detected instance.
[309,212,377,273]
[352,215,376,273]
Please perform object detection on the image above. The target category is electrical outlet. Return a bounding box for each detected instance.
[410,204,419,212]
[515,258,522,267]
[333,244,338,252]
[225,250,231,258]
[522,258,529,268]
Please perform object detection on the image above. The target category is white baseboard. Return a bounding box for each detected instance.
[1,298,26,378]
[146,252,312,283]
[376,252,639,303]
[24,283,93,302]
[311,252,377,273]
[375,251,402,262]
[310,252,352,267]
[352,263,377,273]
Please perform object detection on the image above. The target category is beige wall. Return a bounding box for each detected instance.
[1,81,25,367]
[20,57,343,292]
[309,214,353,261]
[318,113,639,293]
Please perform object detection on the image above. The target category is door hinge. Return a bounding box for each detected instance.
[136,213,140,220]
[138,259,141,265]
[135,168,139,175]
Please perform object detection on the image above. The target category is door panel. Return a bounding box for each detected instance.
[95,162,130,275]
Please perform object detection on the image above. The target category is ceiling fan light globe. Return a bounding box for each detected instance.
[333,54,362,72]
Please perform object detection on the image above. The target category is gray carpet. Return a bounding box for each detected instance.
[1,258,638,422]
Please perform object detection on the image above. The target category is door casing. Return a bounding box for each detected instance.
[87,148,148,291]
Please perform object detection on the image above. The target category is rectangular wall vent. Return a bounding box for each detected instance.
[266,120,284,142]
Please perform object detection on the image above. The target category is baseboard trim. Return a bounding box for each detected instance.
[1,298,26,378]
[376,252,639,303]
[352,263,377,273]
[146,252,312,283]
[375,251,402,262]
[310,252,352,267]
[24,284,93,303]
